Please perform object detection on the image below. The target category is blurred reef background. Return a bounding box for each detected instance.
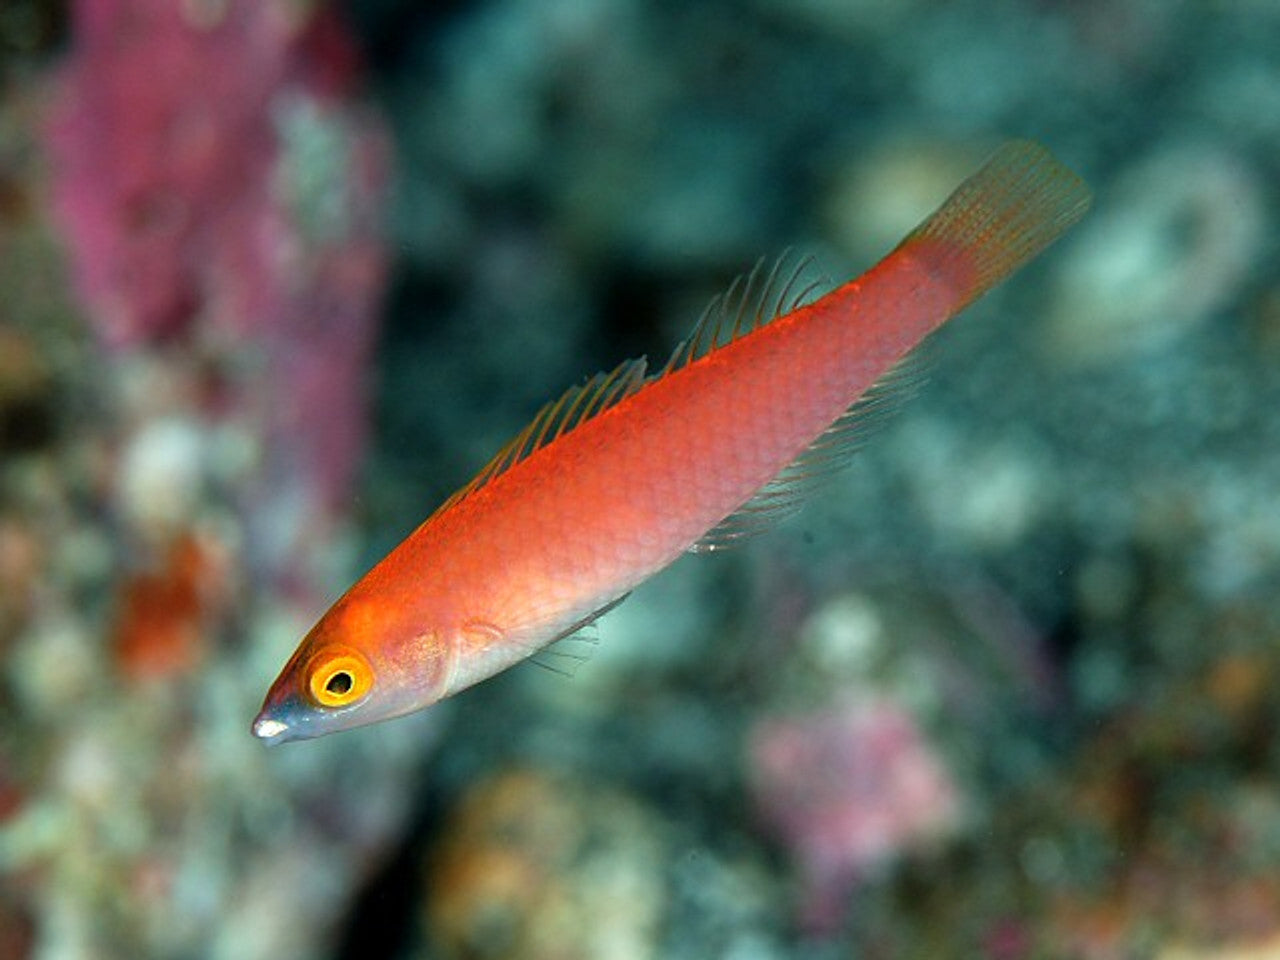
[2,0,1280,957]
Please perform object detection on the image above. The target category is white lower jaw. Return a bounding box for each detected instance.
[252,717,290,740]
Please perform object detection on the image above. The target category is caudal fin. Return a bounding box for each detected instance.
[897,141,1091,311]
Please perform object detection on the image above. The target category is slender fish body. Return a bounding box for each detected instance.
[253,141,1090,743]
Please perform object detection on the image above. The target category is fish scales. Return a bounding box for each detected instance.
[253,141,1090,743]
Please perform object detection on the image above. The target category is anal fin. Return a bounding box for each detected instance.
[690,346,930,553]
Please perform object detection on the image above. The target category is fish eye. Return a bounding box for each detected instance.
[327,672,353,696]
[305,648,373,708]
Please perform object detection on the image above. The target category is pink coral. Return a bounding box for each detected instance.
[49,0,286,347]
[749,698,960,932]
[45,0,390,582]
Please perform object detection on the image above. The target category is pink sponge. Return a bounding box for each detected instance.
[749,697,961,932]
[47,0,391,576]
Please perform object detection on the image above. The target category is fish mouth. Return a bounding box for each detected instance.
[250,690,316,745]
[251,686,366,743]
[251,714,292,742]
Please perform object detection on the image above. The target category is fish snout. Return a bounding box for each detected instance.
[250,688,317,744]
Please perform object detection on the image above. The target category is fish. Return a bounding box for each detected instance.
[252,140,1090,743]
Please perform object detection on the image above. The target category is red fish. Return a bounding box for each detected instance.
[253,141,1090,743]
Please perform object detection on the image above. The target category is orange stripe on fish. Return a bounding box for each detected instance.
[253,141,1090,743]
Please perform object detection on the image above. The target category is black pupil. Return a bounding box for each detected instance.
[326,671,354,696]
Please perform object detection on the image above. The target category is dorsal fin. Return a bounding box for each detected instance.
[659,252,827,376]
[690,345,931,553]
[439,255,824,514]
[440,357,648,511]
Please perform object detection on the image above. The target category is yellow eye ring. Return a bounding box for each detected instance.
[305,648,374,708]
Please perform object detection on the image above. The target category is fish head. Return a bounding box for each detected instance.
[251,596,459,744]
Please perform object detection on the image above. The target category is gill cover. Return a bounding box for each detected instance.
[253,623,463,743]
